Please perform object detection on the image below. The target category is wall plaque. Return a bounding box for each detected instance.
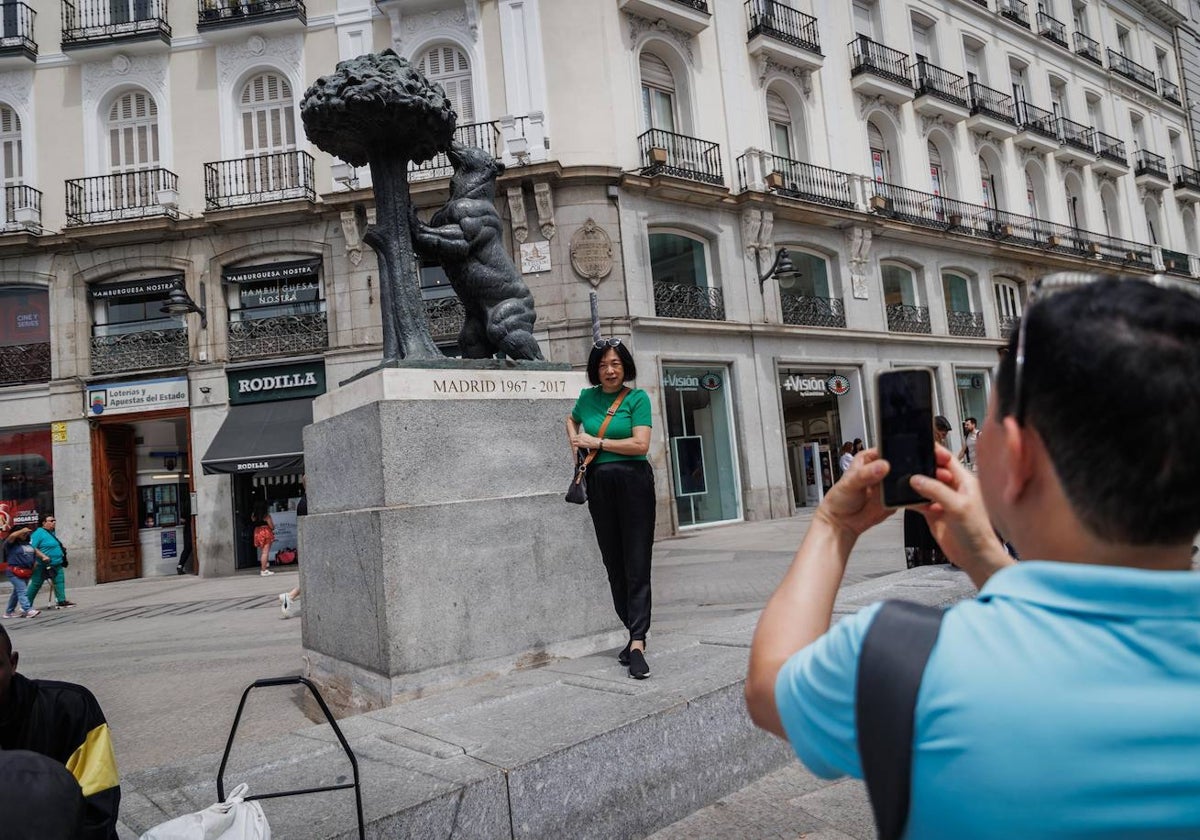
[569,219,613,287]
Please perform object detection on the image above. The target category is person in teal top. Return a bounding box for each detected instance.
[27,513,74,609]
[566,339,655,679]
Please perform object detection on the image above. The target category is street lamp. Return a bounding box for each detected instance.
[160,279,207,329]
[757,247,799,290]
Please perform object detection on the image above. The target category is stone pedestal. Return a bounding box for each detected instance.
[299,366,618,712]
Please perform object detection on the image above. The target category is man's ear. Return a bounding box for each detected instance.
[10,651,17,671]
[1000,416,1035,505]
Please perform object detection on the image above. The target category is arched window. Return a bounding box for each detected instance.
[239,73,296,157]
[1065,176,1085,230]
[979,155,999,209]
[1144,196,1162,245]
[107,90,159,174]
[867,120,889,181]
[1100,184,1121,238]
[1183,207,1198,256]
[942,272,983,337]
[767,89,793,158]
[0,105,21,189]
[993,277,1023,338]
[649,230,722,320]
[928,140,943,195]
[882,262,929,333]
[1024,171,1038,217]
[778,250,845,328]
[417,45,474,123]
[639,51,676,132]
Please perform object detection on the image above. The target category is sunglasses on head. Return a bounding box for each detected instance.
[593,338,622,350]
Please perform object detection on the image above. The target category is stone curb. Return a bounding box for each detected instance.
[118,566,977,839]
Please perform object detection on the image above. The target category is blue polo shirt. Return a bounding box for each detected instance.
[775,561,1200,839]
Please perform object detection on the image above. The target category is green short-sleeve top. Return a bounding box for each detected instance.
[571,386,652,464]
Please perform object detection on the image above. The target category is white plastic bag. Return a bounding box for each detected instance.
[140,783,270,840]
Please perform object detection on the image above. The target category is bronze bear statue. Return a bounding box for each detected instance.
[410,142,544,361]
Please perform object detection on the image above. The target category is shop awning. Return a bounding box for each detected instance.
[201,398,312,476]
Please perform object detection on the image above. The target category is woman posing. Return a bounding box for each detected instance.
[251,501,275,577]
[565,340,655,679]
[3,527,40,618]
[26,514,74,608]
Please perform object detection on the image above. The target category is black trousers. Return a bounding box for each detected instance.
[586,460,655,641]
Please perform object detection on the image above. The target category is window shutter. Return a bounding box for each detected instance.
[639,52,674,91]
[766,90,790,125]
[927,140,941,168]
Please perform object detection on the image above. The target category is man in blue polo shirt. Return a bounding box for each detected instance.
[746,276,1200,839]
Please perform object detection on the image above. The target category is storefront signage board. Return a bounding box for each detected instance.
[88,275,181,300]
[228,361,327,406]
[781,373,851,398]
[86,377,189,417]
[223,259,319,285]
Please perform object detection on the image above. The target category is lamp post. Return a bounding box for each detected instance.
[757,246,799,290]
[160,280,207,329]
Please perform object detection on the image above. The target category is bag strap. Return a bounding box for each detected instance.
[579,388,630,471]
[856,600,947,840]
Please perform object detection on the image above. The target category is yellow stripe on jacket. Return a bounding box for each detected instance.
[65,722,120,797]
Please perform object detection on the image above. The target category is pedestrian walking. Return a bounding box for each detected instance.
[26,514,74,608]
[3,527,39,618]
[251,501,275,577]
[957,416,979,472]
[837,442,854,477]
[565,337,654,679]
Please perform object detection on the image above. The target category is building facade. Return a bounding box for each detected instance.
[0,0,1194,583]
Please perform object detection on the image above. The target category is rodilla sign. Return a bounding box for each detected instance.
[227,360,326,405]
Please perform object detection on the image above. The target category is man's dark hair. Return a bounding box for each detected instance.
[965,417,978,426]
[586,341,638,385]
[934,415,952,433]
[996,277,1200,544]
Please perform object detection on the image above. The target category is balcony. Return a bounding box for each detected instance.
[228,311,328,361]
[966,81,1017,138]
[1035,11,1067,47]
[744,0,822,72]
[1074,32,1102,65]
[1092,132,1129,176]
[1013,102,1059,154]
[637,129,723,187]
[1088,234,1153,271]
[0,342,50,385]
[424,296,465,345]
[781,293,845,328]
[0,2,36,66]
[1,185,42,234]
[911,59,969,122]
[411,120,503,182]
[1134,150,1170,190]
[197,0,305,39]
[66,168,180,226]
[997,0,1029,28]
[1160,77,1182,106]
[1107,49,1157,93]
[886,304,931,335]
[1173,165,1200,203]
[848,36,913,105]
[616,0,710,35]
[947,310,986,338]
[739,153,854,208]
[1054,118,1096,166]
[653,281,725,321]
[90,326,188,375]
[999,315,1020,339]
[62,0,171,54]
[204,151,315,210]
[1161,248,1193,278]
[969,0,988,6]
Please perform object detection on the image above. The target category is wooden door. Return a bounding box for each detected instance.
[95,424,138,583]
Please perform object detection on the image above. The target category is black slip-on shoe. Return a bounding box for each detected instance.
[618,641,631,666]
[628,648,650,680]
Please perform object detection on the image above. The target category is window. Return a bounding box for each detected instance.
[868,120,889,181]
[90,277,181,338]
[1115,23,1130,56]
[1071,1,1087,36]
[1169,131,1183,171]
[942,272,972,313]
[781,251,831,299]
[767,90,792,159]
[1085,95,1102,133]
[928,140,943,196]
[240,73,296,157]
[853,0,877,39]
[1009,62,1028,110]
[963,38,985,85]
[1156,48,1171,82]
[640,52,676,132]
[417,45,474,123]
[108,90,159,174]
[1025,171,1038,217]
[1048,77,1067,118]
[882,263,918,307]
[0,105,21,192]
[227,261,323,324]
[993,277,1023,336]
[1100,184,1120,237]
[911,14,936,64]
[649,232,709,288]
[1130,113,1146,151]
[979,156,998,209]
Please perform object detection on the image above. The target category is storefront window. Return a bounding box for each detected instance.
[224,259,327,360]
[662,365,741,527]
[89,276,188,375]
[0,426,53,538]
[956,370,989,433]
[779,368,867,507]
[0,286,51,385]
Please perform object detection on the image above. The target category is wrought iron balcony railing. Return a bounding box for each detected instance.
[62,0,171,48]
[947,310,986,337]
[999,315,1020,339]
[1074,32,1102,65]
[653,281,725,321]
[1057,117,1094,154]
[0,2,36,60]
[196,0,305,29]
[91,327,188,375]
[204,150,315,210]
[66,168,180,226]
[781,294,846,328]
[1017,101,1057,140]
[424,296,466,344]
[738,153,853,208]
[744,0,820,55]
[998,0,1029,27]
[848,35,912,88]
[2,185,41,234]
[1094,132,1127,165]
[1160,77,1182,105]
[666,0,708,9]
[638,128,724,186]
[411,120,503,181]
[912,59,968,108]
[1107,49,1156,92]
[886,304,931,334]
[1161,248,1192,277]
[968,81,1016,124]
[0,342,50,385]
[1134,150,1169,181]
[228,311,328,361]
[1174,164,1200,192]
[969,0,988,6]
[1035,11,1066,46]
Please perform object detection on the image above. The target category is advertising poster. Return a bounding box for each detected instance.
[161,530,177,559]
[803,443,822,506]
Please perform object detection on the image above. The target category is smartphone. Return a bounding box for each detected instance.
[875,368,937,508]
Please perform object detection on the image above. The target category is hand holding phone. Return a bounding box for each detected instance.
[875,368,937,508]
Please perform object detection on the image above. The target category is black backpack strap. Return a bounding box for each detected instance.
[856,600,947,840]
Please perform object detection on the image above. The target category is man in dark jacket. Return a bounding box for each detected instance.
[0,624,120,839]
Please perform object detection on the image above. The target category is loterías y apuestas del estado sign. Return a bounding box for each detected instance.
[227,361,326,405]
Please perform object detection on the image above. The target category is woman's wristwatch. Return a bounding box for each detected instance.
[598,439,604,452]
